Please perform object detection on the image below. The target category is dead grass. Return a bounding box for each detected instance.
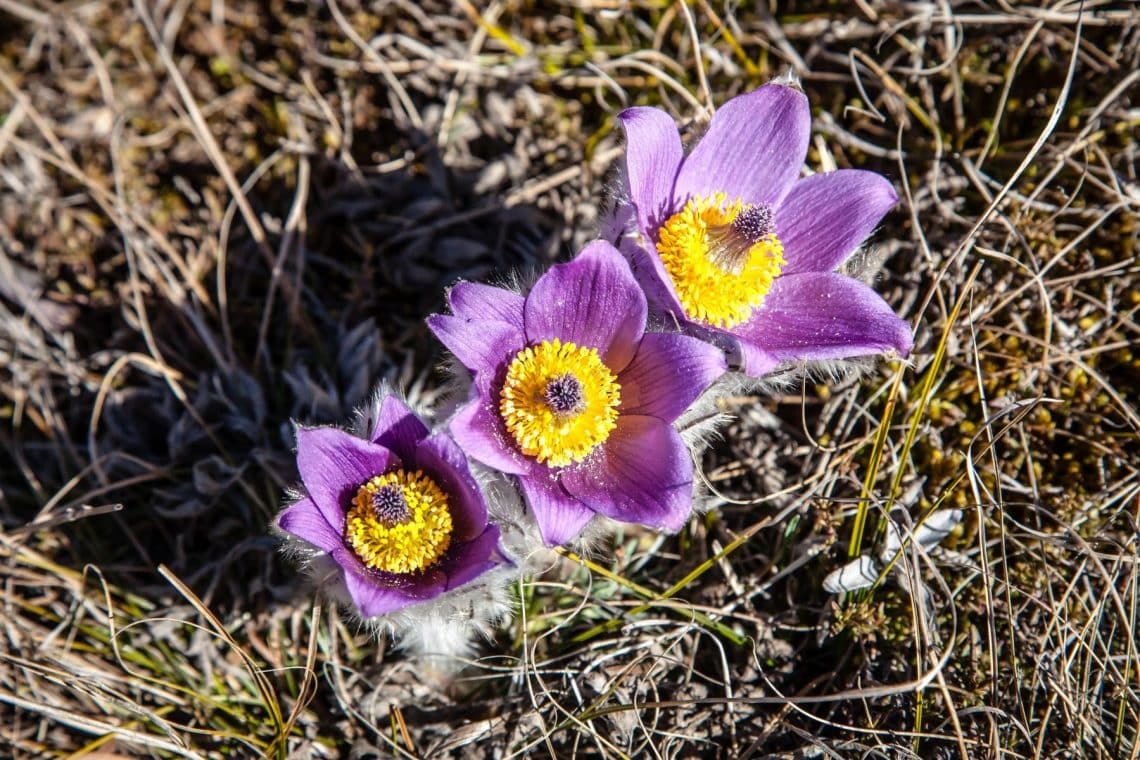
[1,0,1138,757]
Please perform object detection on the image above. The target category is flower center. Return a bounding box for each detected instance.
[499,338,621,467]
[543,373,586,414]
[370,484,410,525]
[344,469,452,574]
[655,192,786,329]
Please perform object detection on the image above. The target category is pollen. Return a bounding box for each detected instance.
[344,469,452,574]
[499,338,621,467]
[656,192,786,329]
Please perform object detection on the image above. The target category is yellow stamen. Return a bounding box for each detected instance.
[500,338,621,467]
[345,470,452,574]
[656,192,786,329]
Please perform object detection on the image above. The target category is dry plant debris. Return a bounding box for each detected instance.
[1,0,1138,757]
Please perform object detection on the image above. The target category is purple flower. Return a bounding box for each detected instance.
[276,395,503,618]
[615,82,913,376]
[427,240,727,546]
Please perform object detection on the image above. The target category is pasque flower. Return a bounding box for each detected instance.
[276,394,503,618]
[614,81,912,376]
[428,240,727,545]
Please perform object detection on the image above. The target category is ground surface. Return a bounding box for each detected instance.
[1,1,1138,757]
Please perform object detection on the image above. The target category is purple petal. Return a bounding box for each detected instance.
[277,497,343,552]
[448,281,524,330]
[618,235,687,319]
[619,332,726,421]
[450,399,535,476]
[777,170,898,275]
[341,568,414,617]
[426,314,525,378]
[599,198,636,246]
[618,106,683,239]
[442,525,504,590]
[518,474,596,546]
[524,240,647,373]
[735,339,781,377]
[736,272,913,361]
[674,83,810,209]
[561,415,692,533]
[295,426,393,529]
[371,395,428,459]
[337,550,447,617]
[414,430,488,542]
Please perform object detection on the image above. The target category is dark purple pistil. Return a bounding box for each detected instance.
[371,484,410,526]
[544,373,586,415]
[706,204,775,274]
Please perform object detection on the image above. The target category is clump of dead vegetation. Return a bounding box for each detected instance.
[1,1,1138,757]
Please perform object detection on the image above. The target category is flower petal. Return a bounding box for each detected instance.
[371,395,428,458]
[277,497,343,552]
[447,281,524,330]
[619,235,686,319]
[442,525,504,590]
[450,399,535,476]
[341,569,413,616]
[599,195,636,245]
[736,272,912,361]
[674,83,810,208]
[415,430,488,542]
[524,240,647,373]
[338,550,447,617]
[518,474,596,546]
[561,415,693,533]
[426,314,525,378]
[295,426,393,529]
[734,339,781,377]
[778,170,898,275]
[618,106,683,239]
[619,332,726,421]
